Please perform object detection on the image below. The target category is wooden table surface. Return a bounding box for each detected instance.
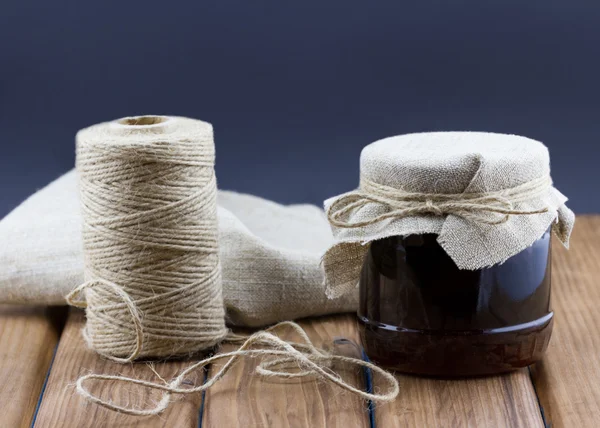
[2,215,599,428]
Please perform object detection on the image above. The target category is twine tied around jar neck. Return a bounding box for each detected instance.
[327,174,553,229]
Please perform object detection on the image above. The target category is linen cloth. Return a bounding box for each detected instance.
[0,170,357,326]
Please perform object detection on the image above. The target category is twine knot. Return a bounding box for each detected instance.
[424,199,443,216]
[327,175,552,229]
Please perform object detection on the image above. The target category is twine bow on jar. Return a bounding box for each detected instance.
[326,175,553,228]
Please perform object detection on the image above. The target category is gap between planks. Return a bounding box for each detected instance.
[33,309,206,428]
[0,305,66,428]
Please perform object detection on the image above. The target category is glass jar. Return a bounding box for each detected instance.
[358,228,553,376]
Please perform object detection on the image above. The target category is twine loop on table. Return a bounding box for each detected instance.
[67,279,144,363]
[73,321,400,416]
[327,174,552,228]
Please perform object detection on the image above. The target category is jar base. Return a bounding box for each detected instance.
[358,313,553,377]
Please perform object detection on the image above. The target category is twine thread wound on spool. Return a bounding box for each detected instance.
[327,174,552,229]
[70,115,228,360]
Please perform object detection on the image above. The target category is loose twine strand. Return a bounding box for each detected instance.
[327,174,552,228]
[71,117,399,416]
[67,319,400,416]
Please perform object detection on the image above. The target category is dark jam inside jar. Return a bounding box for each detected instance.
[358,229,553,376]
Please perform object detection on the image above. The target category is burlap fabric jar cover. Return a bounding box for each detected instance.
[323,131,575,298]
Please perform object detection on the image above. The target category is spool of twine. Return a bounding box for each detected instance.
[68,115,228,360]
[66,115,399,415]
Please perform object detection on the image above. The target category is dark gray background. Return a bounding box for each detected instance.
[1,0,598,218]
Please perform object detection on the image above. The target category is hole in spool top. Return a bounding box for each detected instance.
[118,116,168,126]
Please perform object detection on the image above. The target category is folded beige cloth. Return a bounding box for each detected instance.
[0,170,357,326]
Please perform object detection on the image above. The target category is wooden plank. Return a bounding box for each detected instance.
[530,215,600,427]
[202,315,370,428]
[377,369,543,427]
[0,305,66,428]
[34,309,206,428]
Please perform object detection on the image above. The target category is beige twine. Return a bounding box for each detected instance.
[72,321,400,416]
[69,115,228,361]
[327,174,552,228]
[68,115,399,416]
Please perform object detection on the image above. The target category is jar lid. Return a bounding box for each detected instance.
[362,132,549,193]
[323,132,574,298]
